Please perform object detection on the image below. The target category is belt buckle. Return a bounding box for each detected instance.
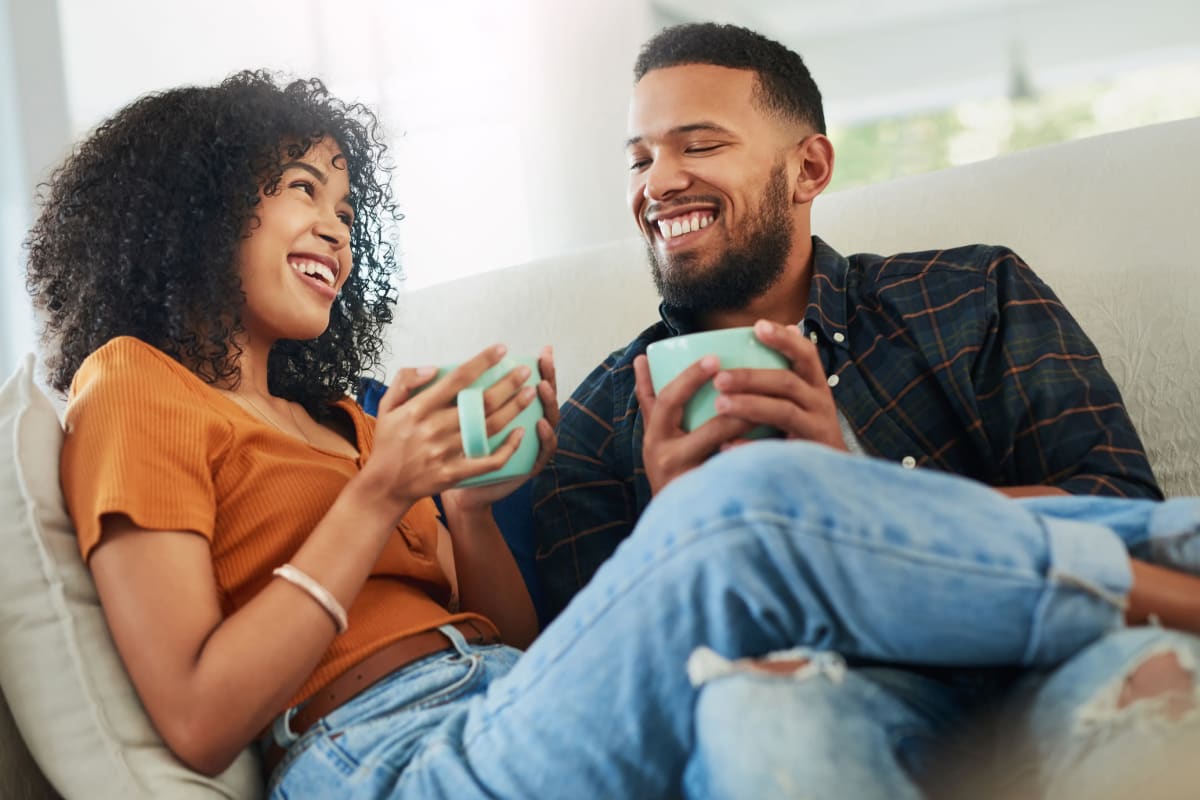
[271,704,302,748]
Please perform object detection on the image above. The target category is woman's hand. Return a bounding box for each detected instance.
[359,344,529,516]
[444,345,559,511]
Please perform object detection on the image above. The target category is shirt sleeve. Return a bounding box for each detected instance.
[61,339,229,560]
[973,249,1161,499]
[533,354,638,622]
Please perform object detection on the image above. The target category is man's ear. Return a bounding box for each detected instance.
[792,134,834,204]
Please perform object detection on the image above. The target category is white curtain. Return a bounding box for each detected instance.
[0,0,35,382]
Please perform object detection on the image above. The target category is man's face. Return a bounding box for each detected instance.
[626,64,797,312]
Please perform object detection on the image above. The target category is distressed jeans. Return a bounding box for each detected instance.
[269,441,1200,799]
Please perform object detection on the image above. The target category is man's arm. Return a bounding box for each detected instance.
[974,248,1161,499]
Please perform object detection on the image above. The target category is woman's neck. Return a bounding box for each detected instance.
[227,333,275,397]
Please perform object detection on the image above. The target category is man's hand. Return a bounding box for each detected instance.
[711,320,849,452]
[634,353,753,495]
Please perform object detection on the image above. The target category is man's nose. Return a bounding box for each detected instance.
[642,155,690,202]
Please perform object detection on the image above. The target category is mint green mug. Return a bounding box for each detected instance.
[645,327,789,439]
[420,356,544,487]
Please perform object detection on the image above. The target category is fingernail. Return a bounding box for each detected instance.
[416,366,436,377]
[522,386,536,400]
[755,319,772,335]
[713,372,730,388]
[700,356,719,371]
[516,365,532,380]
[714,396,731,412]
[494,344,508,356]
[514,427,526,439]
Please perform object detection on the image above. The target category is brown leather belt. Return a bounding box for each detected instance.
[263,619,499,777]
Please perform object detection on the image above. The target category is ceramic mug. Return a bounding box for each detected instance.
[419,356,544,487]
[645,326,789,439]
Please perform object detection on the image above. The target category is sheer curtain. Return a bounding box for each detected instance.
[1,0,34,381]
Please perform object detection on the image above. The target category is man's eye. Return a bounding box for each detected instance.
[686,144,723,155]
[629,158,650,172]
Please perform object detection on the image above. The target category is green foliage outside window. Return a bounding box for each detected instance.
[827,62,1200,194]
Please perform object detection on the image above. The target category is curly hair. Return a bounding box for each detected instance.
[634,23,826,135]
[25,70,400,415]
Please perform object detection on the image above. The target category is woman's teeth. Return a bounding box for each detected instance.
[290,260,335,285]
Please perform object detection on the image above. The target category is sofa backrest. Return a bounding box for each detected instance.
[382,117,1200,496]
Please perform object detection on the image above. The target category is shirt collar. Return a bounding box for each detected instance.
[657,236,851,353]
[804,236,851,353]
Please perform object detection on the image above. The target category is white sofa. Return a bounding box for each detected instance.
[2,117,1197,799]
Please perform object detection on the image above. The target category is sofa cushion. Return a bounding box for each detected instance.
[0,354,262,799]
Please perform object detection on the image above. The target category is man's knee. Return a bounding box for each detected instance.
[1077,629,1200,728]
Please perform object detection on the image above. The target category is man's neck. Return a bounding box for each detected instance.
[698,251,814,331]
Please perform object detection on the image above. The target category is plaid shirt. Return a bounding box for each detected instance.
[532,237,1161,620]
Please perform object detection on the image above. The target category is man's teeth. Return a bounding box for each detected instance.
[290,260,335,285]
[656,212,715,240]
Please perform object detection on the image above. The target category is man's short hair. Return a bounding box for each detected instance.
[634,22,826,134]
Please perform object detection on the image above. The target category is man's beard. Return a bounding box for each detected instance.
[647,163,793,314]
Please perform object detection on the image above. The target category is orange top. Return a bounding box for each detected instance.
[61,336,496,708]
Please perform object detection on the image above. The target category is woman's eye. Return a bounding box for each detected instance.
[290,180,315,196]
[338,213,353,227]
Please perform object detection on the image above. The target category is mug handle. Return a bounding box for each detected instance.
[456,387,491,458]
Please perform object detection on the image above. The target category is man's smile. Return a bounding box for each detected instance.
[646,205,720,249]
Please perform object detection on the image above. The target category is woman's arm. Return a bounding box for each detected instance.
[88,346,525,775]
[89,473,407,775]
[439,495,538,649]
[438,348,559,649]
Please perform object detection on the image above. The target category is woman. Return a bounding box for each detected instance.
[25,71,1200,799]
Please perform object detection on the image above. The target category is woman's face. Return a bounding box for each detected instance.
[235,137,355,344]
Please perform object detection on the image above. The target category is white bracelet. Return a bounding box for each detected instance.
[272,564,349,634]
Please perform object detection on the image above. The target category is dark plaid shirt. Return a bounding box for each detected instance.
[532,237,1161,620]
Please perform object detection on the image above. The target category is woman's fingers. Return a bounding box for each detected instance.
[377,366,436,413]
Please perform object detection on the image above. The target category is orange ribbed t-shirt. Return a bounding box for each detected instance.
[61,336,496,708]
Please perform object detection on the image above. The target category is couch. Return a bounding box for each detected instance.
[2,116,1197,799]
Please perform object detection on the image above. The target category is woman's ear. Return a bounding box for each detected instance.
[792,134,835,205]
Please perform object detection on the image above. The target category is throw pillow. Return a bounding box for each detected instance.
[0,354,262,799]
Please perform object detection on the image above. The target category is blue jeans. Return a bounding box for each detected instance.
[269,442,1200,799]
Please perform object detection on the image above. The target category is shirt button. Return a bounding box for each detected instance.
[827,374,840,388]
[901,456,917,469]
[809,331,819,343]
[833,332,845,343]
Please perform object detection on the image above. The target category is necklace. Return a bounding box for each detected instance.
[237,391,314,446]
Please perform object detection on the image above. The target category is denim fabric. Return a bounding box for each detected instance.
[685,662,1003,800]
[270,442,1197,799]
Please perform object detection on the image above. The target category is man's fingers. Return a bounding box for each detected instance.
[538,379,559,428]
[633,355,657,421]
[645,354,721,435]
[752,319,826,387]
[712,366,810,400]
[538,346,557,393]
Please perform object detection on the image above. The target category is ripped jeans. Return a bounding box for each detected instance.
[269,442,1200,799]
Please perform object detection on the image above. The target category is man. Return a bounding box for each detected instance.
[534,22,1199,798]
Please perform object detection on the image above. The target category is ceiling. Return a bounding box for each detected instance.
[648,0,1200,122]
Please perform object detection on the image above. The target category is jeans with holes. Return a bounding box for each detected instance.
[268,441,1200,799]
